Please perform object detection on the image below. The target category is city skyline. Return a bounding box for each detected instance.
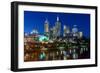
[24,11,90,38]
[24,11,90,61]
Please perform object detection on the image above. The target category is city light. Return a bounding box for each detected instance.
[24,16,90,62]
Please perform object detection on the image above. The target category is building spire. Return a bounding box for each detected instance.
[45,18,48,24]
[57,16,59,21]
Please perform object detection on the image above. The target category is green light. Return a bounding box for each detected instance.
[39,35,49,42]
[39,52,46,60]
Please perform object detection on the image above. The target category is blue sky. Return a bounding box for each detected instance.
[24,11,90,38]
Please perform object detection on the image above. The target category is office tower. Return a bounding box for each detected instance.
[63,25,67,37]
[55,16,61,37]
[44,18,49,38]
[63,25,70,37]
[78,32,83,38]
[44,19,49,33]
[72,25,78,33]
[52,26,57,39]
[72,25,78,37]
[49,28,53,40]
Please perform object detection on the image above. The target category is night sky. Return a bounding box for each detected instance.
[24,11,90,38]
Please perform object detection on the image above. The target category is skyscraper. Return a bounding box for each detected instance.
[44,19,49,38]
[63,25,70,37]
[44,18,49,33]
[49,28,53,40]
[72,25,78,37]
[52,26,56,39]
[72,25,78,33]
[55,16,61,37]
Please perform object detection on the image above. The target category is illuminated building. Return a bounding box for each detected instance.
[44,18,50,38]
[78,32,83,38]
[39,35,49,42]
[49,28,53,40]
[72,25,78,33]
[44,19,49,33]
[24,16,89,62]
[63,25,70,37]
[52,26,57,39]
[30,29,38,35]
[72,25,78,37]
[55,16,61,37]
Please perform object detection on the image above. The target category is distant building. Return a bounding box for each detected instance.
[24,32,28,37]
[24,17,84,43]
[55,16,61,37]
[72,25,78,33]
[52,26,57,39]
[63,25,70,37]
[49,28,53,40]
[78,32,83,38]
[44,19,50,38]
[72,25,78,37]
[24,29,39,42]
[44,19,49,33]
[30,29,38,35]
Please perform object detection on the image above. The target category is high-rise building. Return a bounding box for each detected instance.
[44,19,49,33]
[78,32,83,38]
[44,19,50,38]
[72,25,78,33]
[55,16,61,37]
[63,25,70,37]
[52,26,56,39]
[49,28,53,40]
[72,25,78,37]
